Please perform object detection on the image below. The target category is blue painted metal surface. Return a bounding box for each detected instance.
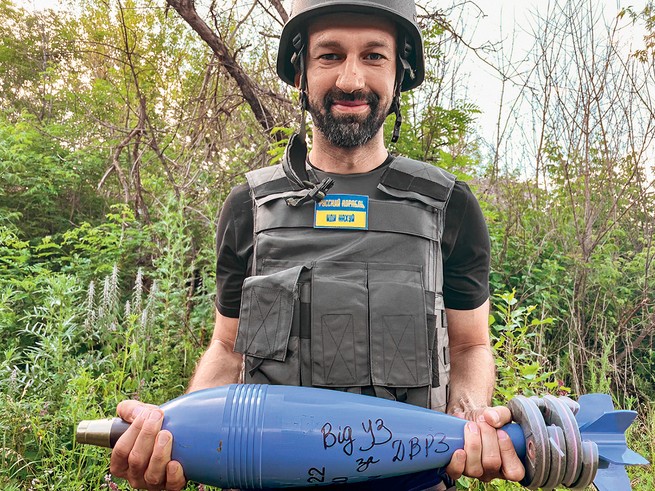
[575,394,650,491]
[77,384,648,489]
[160,384,511,488]
[156,385,648,489]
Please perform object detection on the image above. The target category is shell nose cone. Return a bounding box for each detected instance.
[76,419,112,447]
[76,418,128,448]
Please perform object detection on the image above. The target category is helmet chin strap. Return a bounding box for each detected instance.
[391,34,415,144]
[391,85,403,144]
[283,33,335,207]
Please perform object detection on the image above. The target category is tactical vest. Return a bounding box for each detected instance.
[234,157,456,411]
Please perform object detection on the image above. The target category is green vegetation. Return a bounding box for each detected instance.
[0,0,653,489]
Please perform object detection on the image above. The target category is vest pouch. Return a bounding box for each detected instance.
[235,265,305,385]
[369,265,430,388]
[311,262,369,387]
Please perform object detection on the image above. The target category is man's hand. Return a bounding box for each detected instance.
[445,406,525,483]
[110,400,186,491]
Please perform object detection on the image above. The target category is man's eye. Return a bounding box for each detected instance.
[319,54,340,61]
[366,53,385,61]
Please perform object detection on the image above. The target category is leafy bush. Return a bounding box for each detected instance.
[490,290,566,404]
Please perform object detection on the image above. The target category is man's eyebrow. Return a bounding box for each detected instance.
[363,40,393,49]
[312,39,394,50]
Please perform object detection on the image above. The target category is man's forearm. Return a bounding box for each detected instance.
[187,339,243,393]
[446,344,495,415]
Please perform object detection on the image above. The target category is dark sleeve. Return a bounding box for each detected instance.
[215,183,254,318]
[441,181,490,310]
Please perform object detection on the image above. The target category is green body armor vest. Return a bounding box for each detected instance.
[234,157,456,410]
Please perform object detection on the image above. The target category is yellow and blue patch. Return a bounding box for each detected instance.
[314,194,369,230]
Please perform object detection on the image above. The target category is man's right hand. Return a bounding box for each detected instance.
[110,400,187,491]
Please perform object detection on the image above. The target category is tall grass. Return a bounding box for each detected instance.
[0,200,217,489]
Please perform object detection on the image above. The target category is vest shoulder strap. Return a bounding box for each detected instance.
[247,158,457,210]
[246,164,301,199]
[378,157,456,210]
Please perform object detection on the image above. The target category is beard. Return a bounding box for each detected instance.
[308,89,389,148]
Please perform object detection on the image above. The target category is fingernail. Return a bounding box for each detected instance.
[149,409,163,421]
[158,432,170,446]
[132,406,144,419]
[477,414,486,423]
[498,430,508,440]
[489,411,500,425]
[467,422,479,434]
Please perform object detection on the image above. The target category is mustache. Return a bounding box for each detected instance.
[324,89,379,107]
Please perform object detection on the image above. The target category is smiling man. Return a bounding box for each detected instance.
[305,15,396,153]
[110,2,525,490]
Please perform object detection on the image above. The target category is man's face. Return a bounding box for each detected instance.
[304,14,397,148]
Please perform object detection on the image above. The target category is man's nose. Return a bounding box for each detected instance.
[335,57,365,93]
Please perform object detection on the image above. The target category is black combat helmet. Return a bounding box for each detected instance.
[277,0,425,92]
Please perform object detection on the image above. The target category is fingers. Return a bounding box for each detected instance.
[482,406,513,428]
[481,406,524,482]
[126,408,163,486]
[111,405,173,490]
[497,430,525,482]
[478,418,502,479]
[143,430,172,488]
[458,420,510,481]
[117,400,158,423]
[165,460,187,491]
[462,421,484,478]
[445,448,467,480]
[111,405,150,477]
[447,412,485,479]
[447,407,524,484]
[143,432,187,490]
[110,400,187,491]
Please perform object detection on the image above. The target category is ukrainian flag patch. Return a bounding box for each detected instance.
[314,194,369,230]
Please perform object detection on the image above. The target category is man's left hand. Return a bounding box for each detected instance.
[445,406,525,483]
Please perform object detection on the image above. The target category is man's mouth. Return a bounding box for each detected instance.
[331,99,370,113]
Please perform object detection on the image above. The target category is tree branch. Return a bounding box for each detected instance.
[265,0,288,24]
[166,0,280,138]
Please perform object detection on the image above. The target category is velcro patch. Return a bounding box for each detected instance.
[314,194,369,230]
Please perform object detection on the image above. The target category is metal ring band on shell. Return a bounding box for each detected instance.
[507,395,551,489]
[542,425,566,490]
[542,395,584,486]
